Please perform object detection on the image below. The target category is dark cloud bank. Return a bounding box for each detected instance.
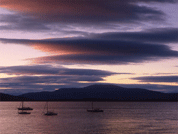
[0,30,178,65]
[0,0,177,31]
[132,76,178,83]
[92,28,178,43]
[0,65,118,76]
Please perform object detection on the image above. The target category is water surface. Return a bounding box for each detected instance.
[0,102,177,134]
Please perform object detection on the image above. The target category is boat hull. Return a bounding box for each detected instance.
[87,109,104,112]
[18,107,33,110]
[44,112,58,116]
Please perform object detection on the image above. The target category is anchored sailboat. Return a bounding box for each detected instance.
[87,101,103,112]
[43,101,58,116]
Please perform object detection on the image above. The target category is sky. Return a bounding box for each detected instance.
[0,0,177,95]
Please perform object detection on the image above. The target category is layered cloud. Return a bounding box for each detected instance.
[0,36,178,64]
[0,65,122,94]
[0,65,177,95]
[0,65,117,76]
[0,0,177,33]
[92,28,178,43]
[132,76,178,83]
[0,13,50,31]
[0,0,170,23]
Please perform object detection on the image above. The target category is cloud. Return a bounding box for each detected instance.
[0,65,117,76]
[30,53,172,65]
[0,0,175,25]
[0,0,177,33]
[131,76,178,83]
[0,65,120,94]
[0,13,50,31]
[91,28,178,43]
[0,37,177,65]
[153,73,178,75]
[0,75,104,84]
[134,0,176,2]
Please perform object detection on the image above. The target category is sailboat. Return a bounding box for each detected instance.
[87,101,103,112]
[18,101,32,114]
[18,101,33,114]
[18,101,33,110]
[43,101,58,116]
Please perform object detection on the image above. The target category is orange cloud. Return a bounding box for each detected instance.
[0,0,69,14]
[31,43,96,55]
[0,0,129,17]
[1,0,171,24]
[32,43,75,55]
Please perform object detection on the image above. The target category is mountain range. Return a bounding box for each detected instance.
[14,84,177,101]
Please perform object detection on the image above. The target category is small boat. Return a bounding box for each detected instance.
[87,101,104,112]
[45,111,58,116]
[18,101,33,110]
[87,109,104,112]
[18,101,32,114]
[43,101,58,116]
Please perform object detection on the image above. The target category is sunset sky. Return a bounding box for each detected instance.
[0,0,177,95]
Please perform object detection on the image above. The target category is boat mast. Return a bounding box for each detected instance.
[47,101,48,113]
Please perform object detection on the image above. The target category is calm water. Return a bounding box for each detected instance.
[0,102,177,134]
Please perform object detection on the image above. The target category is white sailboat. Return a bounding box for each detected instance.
[87,101,103,112]
[43,101,58,116]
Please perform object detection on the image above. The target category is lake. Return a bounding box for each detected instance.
[0,102,177,134]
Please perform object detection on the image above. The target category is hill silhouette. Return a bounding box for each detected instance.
[0,93,32,101]
[18,84,177,101]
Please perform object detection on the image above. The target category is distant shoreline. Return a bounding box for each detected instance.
[0,100,177,102]
[1,84,177,102]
